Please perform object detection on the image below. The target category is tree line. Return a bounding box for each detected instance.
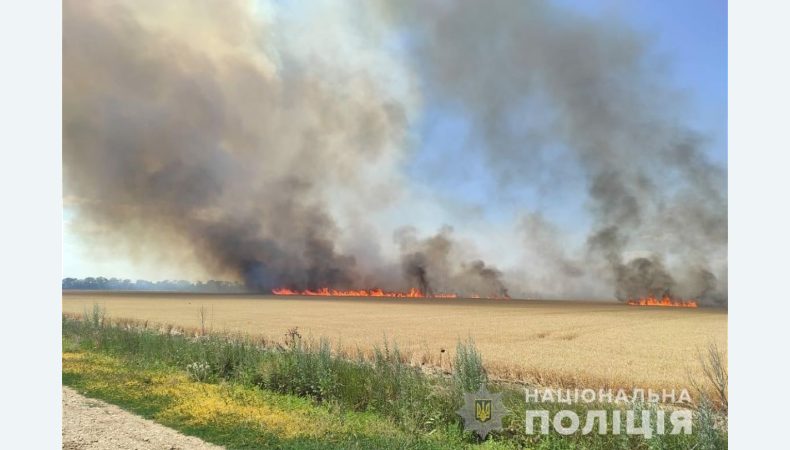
[62,277,246,293]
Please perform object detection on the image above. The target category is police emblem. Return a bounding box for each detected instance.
[457,385,507,438]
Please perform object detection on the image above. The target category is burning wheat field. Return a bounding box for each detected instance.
[62,0,728,447]
[63,0,727,308]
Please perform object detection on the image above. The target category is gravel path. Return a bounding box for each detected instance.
[62,386,223,450]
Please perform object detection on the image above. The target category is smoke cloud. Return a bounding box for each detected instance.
[381,0,727,304]
[64,0,411,291]
[64,0,727,303]
[395,226,509,297]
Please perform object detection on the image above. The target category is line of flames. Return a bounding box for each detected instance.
[272,288,693,305]
[626,295,698,308]
[271,287,508,299]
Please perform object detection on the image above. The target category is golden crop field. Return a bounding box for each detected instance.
[62,292,727,392]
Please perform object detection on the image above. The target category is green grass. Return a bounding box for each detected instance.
[62,308,727,449]
[63,351,474,449]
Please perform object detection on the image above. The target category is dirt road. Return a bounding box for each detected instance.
[62,386,222,450]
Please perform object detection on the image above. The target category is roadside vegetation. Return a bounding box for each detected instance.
[62,306,727,449]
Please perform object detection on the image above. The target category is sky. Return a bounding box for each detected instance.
[63,0,727,292]
[405,0,727,229]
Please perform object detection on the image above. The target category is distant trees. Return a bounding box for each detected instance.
[62,277,246,293]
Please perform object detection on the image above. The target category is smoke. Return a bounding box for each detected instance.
[64,0,727,303]
[614,257,675,301]
[64,0,413,291]
[516,213,591,299]
[395,226,509,297]
[380,0,727,304]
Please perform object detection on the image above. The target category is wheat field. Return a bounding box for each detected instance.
[62,292,726,391]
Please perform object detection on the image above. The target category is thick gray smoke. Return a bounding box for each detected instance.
[64,0,727,303]
[381,0,727,304]
[395,226,509,297]
[64,0,407,291]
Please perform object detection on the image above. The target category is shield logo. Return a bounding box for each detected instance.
[458,386,507,438]
[474,399,492,422]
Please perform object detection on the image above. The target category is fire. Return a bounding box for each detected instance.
[272,287,455,298]
[271,287,507,299]
[626,295,698,308]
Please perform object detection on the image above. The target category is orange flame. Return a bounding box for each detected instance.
[271,287,508,299]
[272,287,454,298]
[626,295,698,308]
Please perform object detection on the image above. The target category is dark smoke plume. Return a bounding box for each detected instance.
[380,0,727,304]
[396,226,509,297]
[64,0,407,291]
[65,0,726,303]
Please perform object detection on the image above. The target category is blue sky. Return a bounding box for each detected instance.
[556,0,727,165]
[401,0,726,238]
